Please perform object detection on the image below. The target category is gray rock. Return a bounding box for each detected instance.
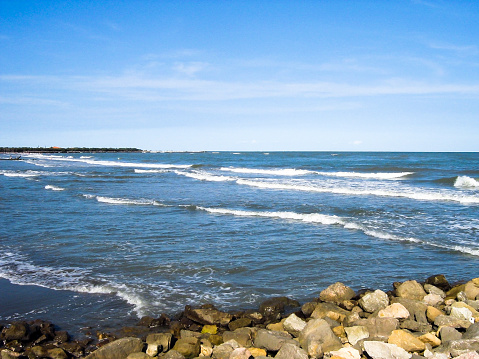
[275,343,309,359]
[228,317,252,331]
[434,315,472,329]
[464,322,479,339]
[363,341,412,359]
[212,340,240,359]
[223,327,254,347]
[392,298,428,323]
[126,353,150,359]
[344,325,369,345]
[145,332,172,355]
[283,313,306,337]
[3,322,28,341]
[399,319,432,333]
[310,302,350,323]
[298,318,342,356]
[259,297,300,322]
[359,290,389,313]
[163,350,186,359]
[185,307,233,326]
[425,275,451,292]
[172,337,200,359]
[254,329,297,351]
[435,339,479,357]
[439,326,463,342]
[424,284,446,298]
[229,348,253,359]
[85,337,144,359]
[352,317,399,340]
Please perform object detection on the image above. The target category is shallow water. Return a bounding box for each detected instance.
[1,151,478,334]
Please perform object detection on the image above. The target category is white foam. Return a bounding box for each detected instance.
[175,170,236,182]
[95,196,164,206]
[315,171,414,180]
[197,206,345,225]
[45,185,65,191]
[455,176,479,188]
[134,169,171,173]
[1,170,40,178]
[236,179,479,204]
[220,167,312,176]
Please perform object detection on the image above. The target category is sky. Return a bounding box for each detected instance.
[1,0,479,151]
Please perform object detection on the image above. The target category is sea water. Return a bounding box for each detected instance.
[0,152,478,334]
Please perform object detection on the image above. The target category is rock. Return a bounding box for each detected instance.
[223,327,254,347]
[4,322,28,341]
[85,337,144,359]
[202,324,218,334]
[163,350,186,359]
[330,347,361,359]
[249,347,267,357]
[259,297,300,322]
[145,333,172,355]
[47,348,68,359]
[199,338,213,357]
[283,313,307,337]
[388,329,426,352]
[359,290,389,313]
[298,318,342,357]
[275,343,309,359]
[302,301,318,317]
[396,280,427,301]
[439,326,463,342]
[180,329,202,339]
[399,320,432,333]
[452,302,479,320]
[418,333,441,347]
[424,284,446,298]
[254,329,297,351]
[446,285,466,301]
[185,307,233,326]
[266,320,285,332]
[364,341,412,359]
[464,322,479,339]
[450,307,474,322]
[211,339,240,359]
[426,306,444,323]
[434,315,472,329]
[352,317,399,340]
[229,318,252,331]
[392,298,428,323]
[453,352,479,359]
[464,278,479,300]
[311,302,350,323]
[425,275,451,292]
[423,294,444,307]
[332,325,346,339]
[435,339,479,357]
[172,337,200,359]
[127,353,150,359]
[1,350,24,359]
[378,303,410,319]
[344,325,369,345]
[230,348,253,359]
[319,282,356,304]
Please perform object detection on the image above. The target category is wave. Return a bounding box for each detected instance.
[134,169,171,174]
[24,154,192,169]
[175,170,236,182]
[197,206,479,256]
[0,249,148,316]
[1,170,40,178]
[83,194,166,206]
[220,167,412,179]
[455,176,479,189]
[236,179,479,204]
[45,185,65,191]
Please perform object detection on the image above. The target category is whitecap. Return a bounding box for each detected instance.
[175,170,236,182]
[220,167,312,176]
[454,176,479,189]
[45,185,65,191]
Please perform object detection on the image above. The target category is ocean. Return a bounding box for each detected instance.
[1,151,478,335]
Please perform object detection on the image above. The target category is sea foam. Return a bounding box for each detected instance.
[45,185,65,191]
[454,176,479,188]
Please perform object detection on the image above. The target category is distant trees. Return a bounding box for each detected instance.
[0,147,142,153]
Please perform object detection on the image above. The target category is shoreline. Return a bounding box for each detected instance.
[1,275,479,358]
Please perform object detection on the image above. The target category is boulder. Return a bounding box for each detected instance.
[223,327,254,347]
[344,325,369,345]
[363,341,412,359]
[352,317,399,340]
[425,275,451,292]
[434,315,472,329]
[275,343,309,359]
[435,339,479,357]
[451,302,479,320]
[199,338,213,357]
[229,348,253,359]
[126,353,150,359]
[450,306,474,322]
[359,290,389,313]
[424,284,446,298]
[163,350,186,359]
[259,297,300,322]
[453,352,479,359]
[464,278,479,300]
[172,337,200,359]
[311,302,350,323]
[1,349,25,359]
[426,306,444,323]
[378,303,410,319]
[266,320,285,332]
[423,294,444,307]
[283,313,307,337]
[396,280,427,301]
[388,329,426,352]
[464,322,479,339]
[4,322,28,341]
[145,333,172,355]
[47,348,68,359]
[211,339,240,359]
[330,347,361,359]
[185,307,233,326]
[319,282,355,304]
[392,298,427,323]
[399,320,432,333]
[85,337,144,359]
[202,324,218,334]
[249,347,267,357]
[439,326,463,342]
[418,332,441,347]
[254,329,297,351]
[228,317,252,331]
[298,318,342,356]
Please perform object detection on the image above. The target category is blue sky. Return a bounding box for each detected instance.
[1,0,478,151]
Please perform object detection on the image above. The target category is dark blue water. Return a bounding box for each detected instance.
[1,152,478,333]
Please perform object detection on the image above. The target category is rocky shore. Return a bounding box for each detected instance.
[2,275,479,359]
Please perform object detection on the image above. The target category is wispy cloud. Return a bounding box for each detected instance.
[428,42,479,55]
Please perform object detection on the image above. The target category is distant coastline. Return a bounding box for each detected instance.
[0,147,142,153]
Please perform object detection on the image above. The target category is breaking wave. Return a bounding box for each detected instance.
[455,176,479,189]
[45,185,65,191]
[83,194,166,206]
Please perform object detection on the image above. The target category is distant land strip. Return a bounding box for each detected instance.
[0,147,142,153]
